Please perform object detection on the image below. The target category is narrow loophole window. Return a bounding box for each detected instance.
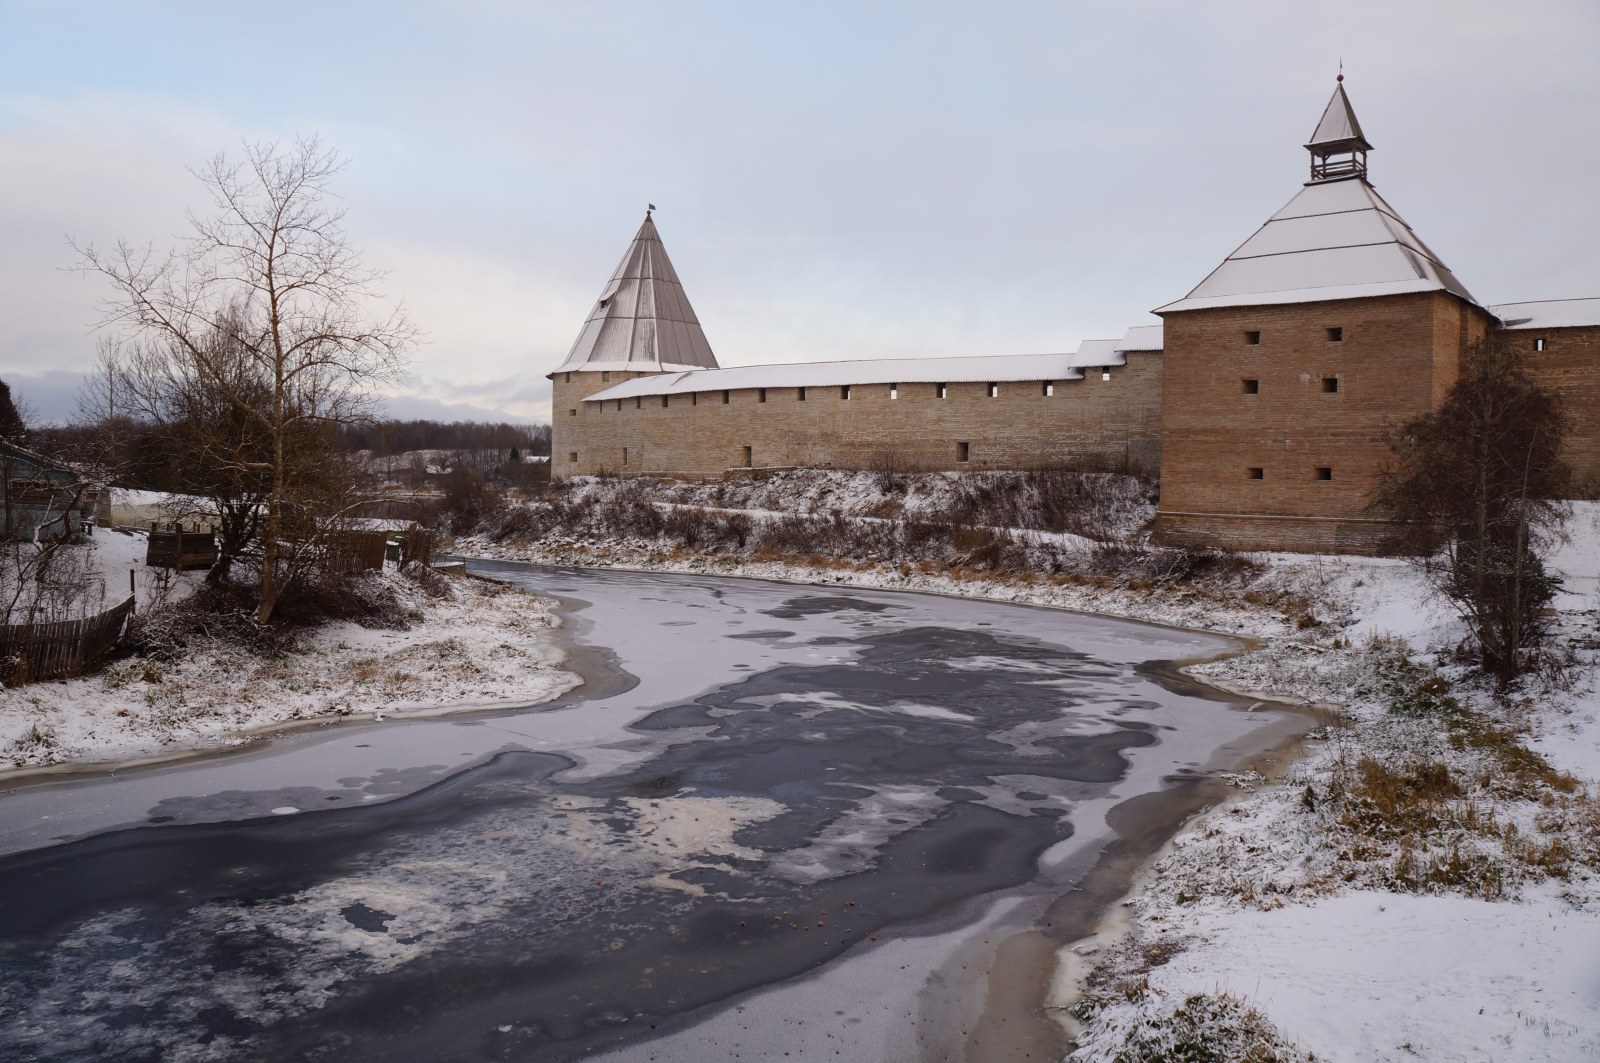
[622,447,629,466]
[691,392,698,406]
[1242,378,1260,394]
[635,397,642,409]
[741,446,753,468]
[890,383,898,400]
[1321,377,1339,393]
[1248,467,1264,480]
[1326,327,1343,342]
[936,383,948,399]
[956,441,970,463]
[616,399,623,412]
[987,382,999,398]
[722,390,730,404]
[1534,337,1548,352]
[660,395,669,408]
[841,385,851,400]
[1245,330,1261,345]
[1316,467,1333,481]
[1043,381,1054,397]
[758,388,767,403]
[797,387,806,401]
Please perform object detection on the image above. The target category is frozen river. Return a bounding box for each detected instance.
[0,563,1302,1062]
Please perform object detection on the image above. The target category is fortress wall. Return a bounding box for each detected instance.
[550,351,1163,479]
[1514,325,1600,496]
[1152,292,1491,552]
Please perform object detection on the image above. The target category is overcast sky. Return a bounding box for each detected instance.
[3,0,1597,424]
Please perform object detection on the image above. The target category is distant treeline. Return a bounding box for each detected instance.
[336,420,551,457]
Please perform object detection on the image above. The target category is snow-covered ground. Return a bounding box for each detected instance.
[452,494,1600,1062]
[1,532,576,771]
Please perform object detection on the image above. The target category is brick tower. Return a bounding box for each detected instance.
[549,211,718,478]
[1150,78,1495,553]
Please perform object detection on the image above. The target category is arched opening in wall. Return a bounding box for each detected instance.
[1101,368,1111,381]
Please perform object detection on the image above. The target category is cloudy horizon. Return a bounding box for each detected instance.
[3,0,1597,424]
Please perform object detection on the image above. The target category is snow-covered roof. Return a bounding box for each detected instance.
[1069,338,1125,368]
[554,214,719,374]
[584,353,1084,402]
[1489,298,1600,331]
[1115,323,1164,352]
[1156,177,1477,314]
[1307,83,1369,151]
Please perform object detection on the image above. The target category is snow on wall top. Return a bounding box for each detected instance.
[583,352,1086,402]
[1070,338,1126,368]
[1116,324,1164,351]
[1489,298,1600,331]
[1156,177,1477,314]
[554,214,720,374]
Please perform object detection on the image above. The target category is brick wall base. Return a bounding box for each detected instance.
[1150,511,1404,554]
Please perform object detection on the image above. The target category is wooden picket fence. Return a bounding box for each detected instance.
[0,595,135,685]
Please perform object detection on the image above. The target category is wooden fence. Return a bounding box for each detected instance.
[147,524,219,570]
[0,595,135,685]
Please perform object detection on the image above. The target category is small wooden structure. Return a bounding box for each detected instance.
[0,595,135,685]
[146,523,219,570]
[2,440,98,540]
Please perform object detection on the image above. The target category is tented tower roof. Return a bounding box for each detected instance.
[555,214,719,373]
[1157,81,1477,314]
[1306,83,1370,152]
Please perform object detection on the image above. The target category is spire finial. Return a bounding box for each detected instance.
[1337,58,1343,83]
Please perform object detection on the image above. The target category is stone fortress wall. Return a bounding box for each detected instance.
[546,81,1599,554]
[551,351,1164,479]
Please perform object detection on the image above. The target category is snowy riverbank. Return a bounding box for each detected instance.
[453,499,1600,1061]
[0,531,577,773]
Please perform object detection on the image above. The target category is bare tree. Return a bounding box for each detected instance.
[1374,339,1570,685]
[76,137,415,620]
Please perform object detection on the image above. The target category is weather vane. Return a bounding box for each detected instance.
[647,202,656,216]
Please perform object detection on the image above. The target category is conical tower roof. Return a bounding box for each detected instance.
[556,214,719,373]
